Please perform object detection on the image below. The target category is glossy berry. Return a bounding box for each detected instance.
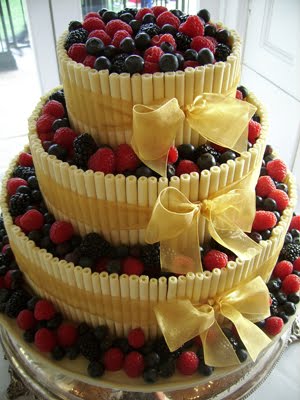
[17,309,36,331]
[6,178,28,196]
[255,176,276,198]
[104,347,124,371]
[176,351,199,375]
[184,48,198,61]
[57,323,78,347]
[216,29,230,44]
[268,189,289,212]
[34,328,57,352]
[282,274,300,294]
[159,53,178,72]
[273,260,293,280]
[50,221,74,244]
[128,328,145,349]
[122,256,144,276]
[129,19,142,34]
[143,368,159,383]
[124,351,145,377]
[197,153,216,171]
[85,37,104,56]
[87,361,105,377]
[197,9,210,23]
[88,147,116,174]
[203,250,228,271]
[135,32,151,50]
[176,160,199,176]
[125,54,144,74]
[264,316,284,336]
[177,143,195,160]
[252,210,277,232]
[34,299,56,321]
[266,159,287,182]
[197,48,214,65]
[47,144,67,161]
[120,37,135,53]
[94,56,111,71]
[161,23,177,35]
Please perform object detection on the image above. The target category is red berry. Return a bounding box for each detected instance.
[82,17,105,32]
[176,160,199,176]
[179,15,204,38]
[293,257,300,272]
[20,209,44,232]
[156,11,180,29]
[151,6,168,17]
[14,215,22,227]
[128,328,145,349]
[266,159,287,182]
[0,277,5,289]
[268,189,289,211]
[19,152,33,167]
[281,274,300,294]
[235,90,243,100]
[203,250,228,271]
[167,146,178,163]
[83,55,97,68]
[54,127,77,152]
[264,316,284,336]
[17,309,36,331]
[144,61,160,73]
[176,351,199,375]
[105,20,132,37]
[252,210,277,232]
[34,328,57,352]
[122,256,144,276]
[7,178,28,196]
[4,270,13,289]
[39,132,54,143]
[135,8,153,21]
[34,299,56,321]
[183,60,199,69]
[67,43,87,63]
[290,215,300,232]
[84,12,101,20]
[42,100,65,118]
[115,144,141,173]
[248,120,261,144]
[57,323,78,347]
[50,221,74,244]
[88,29,111,46]
[95,257,110,273]
[124,351,145,377]
[104,347,124,371]
[255,176,276,198]
[88,147,116,174]
[144,46,164,63]
[36,114,56,134]
[191,36,215,53]
[111,30,131,48]
[273,260,293,280]
[151,33,177,49]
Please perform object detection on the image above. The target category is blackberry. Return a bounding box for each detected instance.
[9,193,31,216]
[194,144,220,162]
[281,243,300,262]
[139,23,160,38]
[0,288,11,304]
[175,32,192,52]
[118,8,137,17]
[79,232,112,259]
[64,28,88,50]
[141,243,160,269]
[5,289,29,318]
[13,166,35,181]
[214,43,231,62]
[87,361,105,377]
[79,332,101,361]
[159,357,176,378]
[48,89,66,107]
[111,53,128,74]
[73,133,98,170]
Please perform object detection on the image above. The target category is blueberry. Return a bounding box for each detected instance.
[256,195,263,209]
[277,311,289,323]
[27,295,40,311]
[236,348,248,362]
[102,11,118,23]
[261,229,271,240]
[219,150,236,164]
[31,190,42,203]
[68,21,82,32]
[135,165,153,178]
[64,251,80,265]
[275,291,287,305]
[145,352,160,368]
[159,357,176,378]
[56,241,72,257]
[129,19,142,34]
[125,55,144,74]
[175,52,184,69]
[273,211,281,222]
[52,118,69,131]
[264,154,275,164]
[103,45,119,60]
[28,230,42,243]
[48,144,67,161]
[284,232,293,244]
[256,320,266,329]
[167,163,176,179]
[16,185,31,195]
[98,8,108,17]
[120,37,135,53]
[94,56,111,72]
[143,13,156,24]
[161,24,177,36]
[170,9,183,18]
[47,312,63,329]
[106,259,122,274]
[267,278,282,293]
[287,293,300,304]
[51,346,65,360]
[159,53,179,72]
[120,12,134,24]
[197,153,216,171]
[87,361,105,377]
[198,363,214,376]
[143,368,159,383]
[276,182,288,193]
[113,337,131,353]
[160,41,174,53]
[204,24,216,37]
[282,301,296,316]
[85,37,104,56]
[135,32,151,50]
[290,229,300,238]
[263,198,277,211]
[177,143,195,160]
[184,48,198,61]
[197,48,214,65]
[216,29,230,45]
[197,9,210,23]
[260,166,268,176]
[66,344,80,360]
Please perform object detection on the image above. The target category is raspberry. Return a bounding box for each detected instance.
[67,43,87,63]
[151,33,177,49]
[115,144,141,173]
[264,316,284,336]
[151,6,168,17]
[88,29,111,46]
[14,215,22,227]
[273,260,293,280]
[124,351,145,377]
[281,274,300,294]
[144,61,160,73]
[176,160,200,176]
[111,30,131,48]
[36,114,56,134]
[82,17,105,32]
[128,328,145,349]
[19,152,33,167]
[17,309,36,331]
[248,120,261,144]
[50,221,74,244]
[88,147,116,173]
[252,210,277,232]
[20,210,44,232]
[266,159,287,182]
[7,178,28,196]
[206,36,218,47]
[179,15,204,38]
[42,100,65,118]
[135,8,153,21]
[39,132,54,143]
[203,250,228,271]
[157,11,180,29]
[57,323,78,347]
[95,257,110,273]
[104,348,124,371]
[84,12,101,20]
[183,60,199,69]
[168,146,178,163]
[235,90,243,100]
[122,256,144,276]
[268,189,289,211]
[34,328,57,352]
[144,46,164,63]
[105,20,133,37]
[34,299,56,321]
[290,215,300,231]
[54,127,77,151]
[83,55,96,68]
[293,257,300,271]
[255,176,276,198]
[176,351,199,375]
[191,36,215,52]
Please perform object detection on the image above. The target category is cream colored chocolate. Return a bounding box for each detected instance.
[57,28,241,146]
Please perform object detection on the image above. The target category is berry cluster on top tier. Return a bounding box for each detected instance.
[64,7,233,74]
[36,88,261,177]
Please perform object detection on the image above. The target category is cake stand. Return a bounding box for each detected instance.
[0,314,299,400]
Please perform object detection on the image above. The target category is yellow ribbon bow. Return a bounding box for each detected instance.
[154,276,271,367]
[131,94,256,177]
[145,187,261,274]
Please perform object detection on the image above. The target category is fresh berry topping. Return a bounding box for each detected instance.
[203,250,228,271]
[7,178,28,196]
[252,211,277,232]
[290,215,300,232]
[255,176,276,198]
[128,328,145,349]
[176,160,199,176]
[139,22,161,38]
[88,29,111,46]
[35,328,57,352]
[17,309,36,331]
[67,43,87,63]
[151,33,176,49]
[64,28,88,50]
[273,261,293,280]
[18,152,34,167]
[57,323,78,347]
[144,46,164,63]
[264,316,284,336]
[281,243,300,263]
[144,61,160,73]
[167,146,178,163]
[197,48,214,65]
[111,30,131,48]
[268,189,289,211]
[82,17,105,32]
[266,159,287,182]
[34,299,56,321]
[88,147,116,173]
[84,12,101,20]
[49,221,74,244]
[105,19,133,37]
[83,55,97,68]
[104,347,124,371]
[125,54,144,74]
[248,120,261,144]
[135,8,153,22]
[122,256,144,276]
[176,351,199,375]
[151,6,168,17]
[157,11,180,29]
[159,53,179,72]
[94,56,112,71]
[124,351,145,377]
[235,90,243,100]
[191,36,215,52]
[214,43,231,62]
[9,193,31,216]
[73,133,98,170]
[293,258,300,271]
[36,114,56,134]
[20,210,44,232]
[85,37,105,56]
[115,144,141,173]
[80,232,112,259]
[53,127,77,152]
[281,274,300,294]
[179,15,204,38]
